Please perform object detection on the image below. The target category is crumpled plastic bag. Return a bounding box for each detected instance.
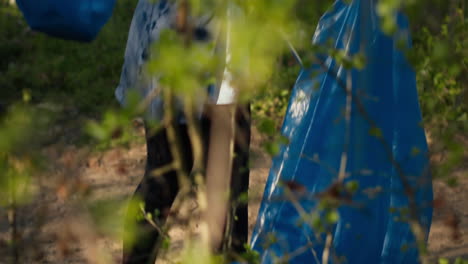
[250,1,433,263]
[16,0,116,41]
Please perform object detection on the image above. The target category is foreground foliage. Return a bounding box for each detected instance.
[0,0,466,263]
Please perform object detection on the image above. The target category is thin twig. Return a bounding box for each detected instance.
[337,71,353,182]
[7,166,19,264]
[321,232,333,264]
[280,30,304,67]
[150,163,177,178]
[277,242,316,263]
[183,97,211,247]
[140,206,169,239]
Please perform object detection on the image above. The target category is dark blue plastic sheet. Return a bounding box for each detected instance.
[16,0,116,42]
[250,0,433,263]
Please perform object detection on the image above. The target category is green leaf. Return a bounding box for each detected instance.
[326,210,339,224]
[369,127,383,138]
[258,118,277,136]
[345,181,359,193]
[439,258,449,264]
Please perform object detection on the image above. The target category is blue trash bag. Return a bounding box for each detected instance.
[16,0,116,42]
[250,0,433,263]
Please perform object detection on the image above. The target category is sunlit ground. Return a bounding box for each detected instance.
[0,122,467,264]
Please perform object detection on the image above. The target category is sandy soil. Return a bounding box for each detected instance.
[0,125,466,264]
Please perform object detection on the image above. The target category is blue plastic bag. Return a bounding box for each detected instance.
[16,0,116,41]
[250,0,433,263]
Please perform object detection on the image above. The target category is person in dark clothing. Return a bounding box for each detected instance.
[116,1,251,263]
[123,106,250,264]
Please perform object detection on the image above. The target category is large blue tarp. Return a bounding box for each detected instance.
[250,0,433,263]
[16,0,116,42]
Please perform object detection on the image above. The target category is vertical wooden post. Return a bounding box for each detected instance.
[204,104,235,251]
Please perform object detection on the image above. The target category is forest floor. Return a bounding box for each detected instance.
[0,120,467,264]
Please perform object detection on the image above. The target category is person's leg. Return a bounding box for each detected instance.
[123,124,192,264]
[228,104,251,253]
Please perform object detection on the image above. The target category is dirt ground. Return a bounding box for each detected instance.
[0,125,467,264]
